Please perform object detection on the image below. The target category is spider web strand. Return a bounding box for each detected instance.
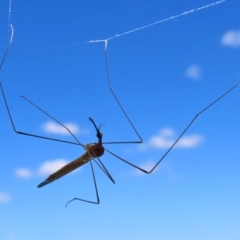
[88,0,226,43]
[8,1,226,53]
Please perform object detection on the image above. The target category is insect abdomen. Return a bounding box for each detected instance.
[47,152,92,181]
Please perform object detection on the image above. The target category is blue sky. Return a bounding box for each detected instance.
[0,0,240,239]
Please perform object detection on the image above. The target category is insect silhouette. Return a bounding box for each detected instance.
[1,26,239,206]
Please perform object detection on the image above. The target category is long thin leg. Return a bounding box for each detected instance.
[93,158,115,184]
[20,96,85,146]
[0,81,85,145]
[103,40,143,144]
[65,160,100,206]
[1,31,141,148]
[0,25,83,146]
[104,79,240,174]
[0,25,84,147]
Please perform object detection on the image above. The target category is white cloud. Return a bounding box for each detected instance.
[221,29,240,47]
[42,121,80,135]
[140,128,203,150]
[0,192,11,203]
[160,128,175,136]
[38,159,69,176]
[186,64,201,80]
[15,168,32,178]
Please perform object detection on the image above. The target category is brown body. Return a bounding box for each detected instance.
[38,143,104,187]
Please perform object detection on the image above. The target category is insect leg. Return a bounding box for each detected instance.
[65,160,100,206]
[103,40,143,145]
[105,79,240,174]
[0,81,83,146]
[93,158,115,184]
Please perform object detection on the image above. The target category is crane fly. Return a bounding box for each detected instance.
[1,25,239,206]
[37,117,105,188]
